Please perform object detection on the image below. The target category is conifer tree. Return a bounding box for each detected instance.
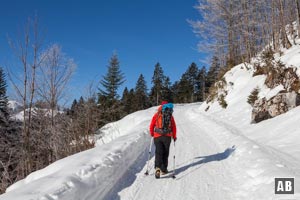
[121,87,130,114]
[0,67,9,126]
[161,76,173,102]
[150,62,166,105]
[206,56,221,89]
[177,75,191,103]
[171,81,180,103]
[196,66,207,101]
[98,54,125,124]
[185,62,199,102]
[134,74,149,110]
[175,63,200,103]
[98,54,125,104]
[69,99,78,117]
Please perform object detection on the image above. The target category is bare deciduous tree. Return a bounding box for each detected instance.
[36,44,76,126]
[190,0,297,69]
[33,44,76,160]
[7,16,44,177]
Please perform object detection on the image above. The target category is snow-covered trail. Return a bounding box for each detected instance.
[118,104,299,200]
[119,105,236,199]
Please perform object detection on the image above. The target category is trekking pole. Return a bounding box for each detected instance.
[144,137,154,175]
[172,141,176,179]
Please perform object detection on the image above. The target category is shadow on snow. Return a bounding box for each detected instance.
[174,145,236,179]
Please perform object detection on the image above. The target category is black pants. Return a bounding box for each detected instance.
[154,136,171,172]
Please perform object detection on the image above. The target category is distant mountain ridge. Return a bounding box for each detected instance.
[8,100,22,112]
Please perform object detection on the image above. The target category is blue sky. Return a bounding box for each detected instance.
[0,0,208,102]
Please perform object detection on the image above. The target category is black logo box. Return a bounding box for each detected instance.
[275,178,295,194]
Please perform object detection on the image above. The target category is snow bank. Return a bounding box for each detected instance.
[276,45,300,70]
[200,63,266,125]
[95,108,155,146]
[4,134,146,200]
[0,107,157,200]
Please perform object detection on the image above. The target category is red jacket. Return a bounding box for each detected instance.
[149,106,177,139]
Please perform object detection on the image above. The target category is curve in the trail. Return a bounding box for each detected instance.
[118,104,299,200]
[118,104,240,200]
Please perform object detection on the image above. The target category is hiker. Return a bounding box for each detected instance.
[149,101,177,178]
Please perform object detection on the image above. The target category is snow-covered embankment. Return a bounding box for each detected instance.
[0,108,156,200]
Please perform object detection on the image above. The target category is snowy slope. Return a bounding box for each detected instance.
[0,107,157,200]
[0,102,299,200]
[200,43,300,161]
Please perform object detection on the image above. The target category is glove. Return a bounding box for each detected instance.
[173,137,177,142]
[150,133,154,137]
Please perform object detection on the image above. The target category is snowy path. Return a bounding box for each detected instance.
[120,105,236,199]
[118,104,299,200]
[1,104,299,200]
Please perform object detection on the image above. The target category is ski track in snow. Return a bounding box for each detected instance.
[118,104,236,200]
[118,104,299,200]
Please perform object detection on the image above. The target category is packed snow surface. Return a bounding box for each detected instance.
[0,102,299,200]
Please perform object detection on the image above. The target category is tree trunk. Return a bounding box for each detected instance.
[279,0,292,49]
[296,0,300,36]
[227,0,234,67]
[242,0,252,62]
[272,0,280,51]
